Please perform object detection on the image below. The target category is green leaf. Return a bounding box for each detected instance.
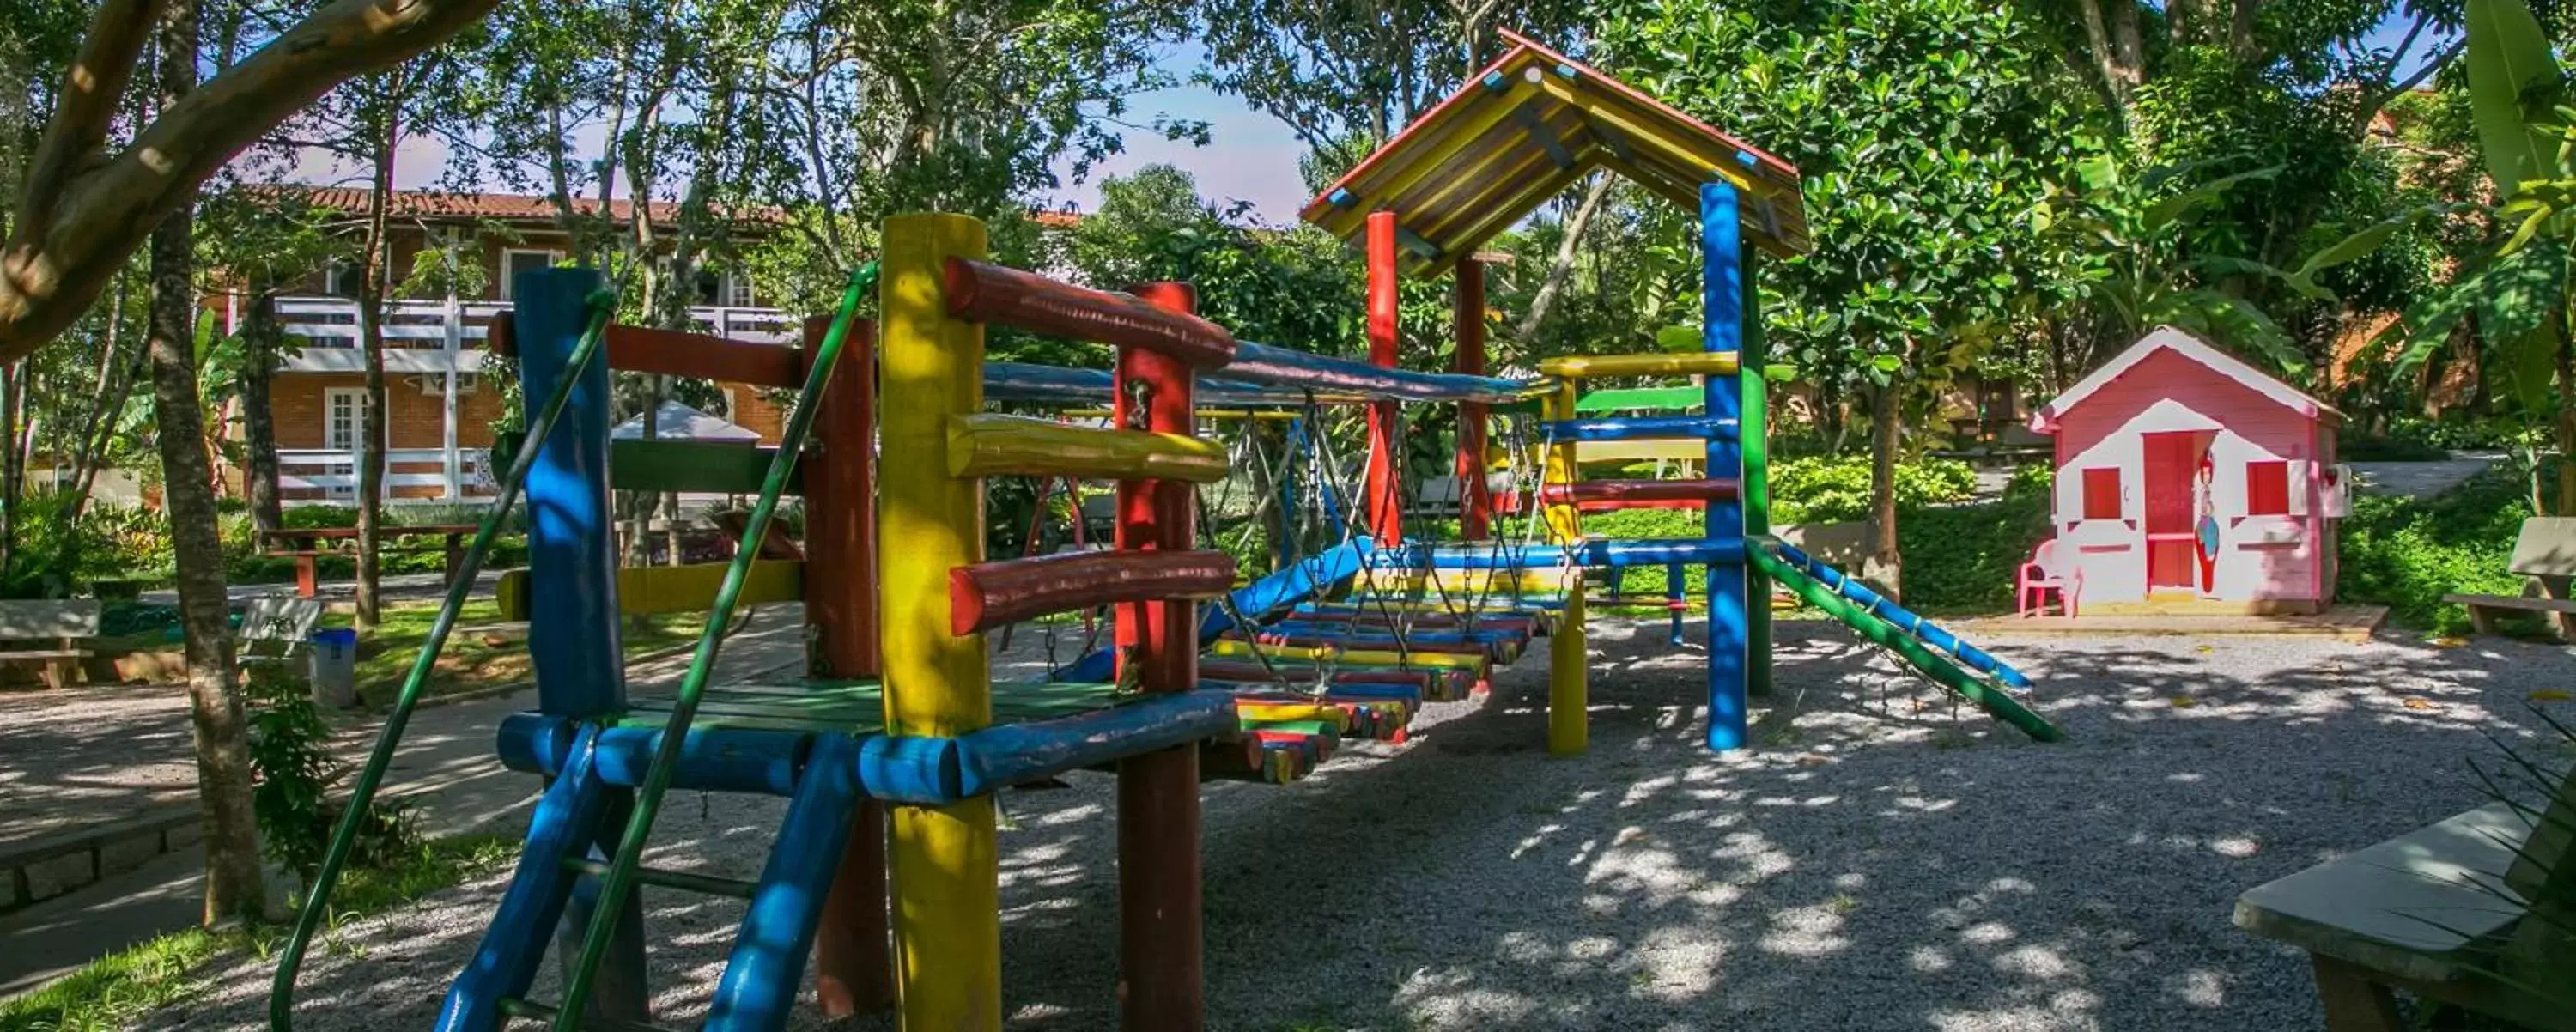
[2291,216,2409,281]
[1654,325,1701,352]
[2500,322,2561,410]
[1763,362,1799,382]
[2142,166,2280,236]
[2466,0,2564,197]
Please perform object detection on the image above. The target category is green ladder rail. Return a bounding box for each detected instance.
[550,264,875,1029]
[1744,536,2063,743]
[269,286,623,1030]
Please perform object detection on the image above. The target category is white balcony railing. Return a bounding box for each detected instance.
[274,297,798,366]
[278,447,490,501]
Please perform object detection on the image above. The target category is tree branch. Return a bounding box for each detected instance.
[14,0,167,246]
[2,0,502,361]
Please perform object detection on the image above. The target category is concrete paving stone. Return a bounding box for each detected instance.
[99,831,166,878]
[21,852,94,902]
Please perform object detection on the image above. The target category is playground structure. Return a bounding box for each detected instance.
[264,30,2069,1032]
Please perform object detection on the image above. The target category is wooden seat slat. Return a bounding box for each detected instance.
[2441,593,2576,613]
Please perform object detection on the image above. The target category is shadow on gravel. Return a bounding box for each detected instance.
[167,617,2573,1032]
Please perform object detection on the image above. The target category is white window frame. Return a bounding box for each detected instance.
[498,249,564,300]
[725,271,756,308]
[325,258,363,299]
[323,387,368,452]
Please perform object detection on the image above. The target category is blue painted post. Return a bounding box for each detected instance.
[1701,181,1749,751]
[511,267,648,1020]
[1664,562,1686,646]
[436,726,614,1030]
[708,735,862,1031]
[518,266,625,716]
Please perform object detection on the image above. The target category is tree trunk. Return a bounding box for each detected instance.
[1863,380,1903,600]
[1512,173,1613,347]
[239,275,283,533]
[2,360,25,575]
[68,276,142,519]
[148,0,263,927]
[353,84,399,630]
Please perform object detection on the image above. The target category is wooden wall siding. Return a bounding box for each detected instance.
[2050,347,2329,603]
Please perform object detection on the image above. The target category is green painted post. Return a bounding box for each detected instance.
[1741,250,1771,699]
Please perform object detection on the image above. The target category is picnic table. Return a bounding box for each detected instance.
[258,525,477,599]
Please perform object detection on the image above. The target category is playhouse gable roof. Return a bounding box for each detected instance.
[2029,326,2340,434]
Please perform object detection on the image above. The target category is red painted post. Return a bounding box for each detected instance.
[1454,256,1492,540]
[1115,282,1205,1031]
[804,313,894,1018]
[1364,211,1404,544]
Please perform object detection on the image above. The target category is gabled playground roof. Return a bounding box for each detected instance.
[1300,29,1812,277]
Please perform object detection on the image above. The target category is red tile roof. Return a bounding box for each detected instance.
[245,185,781,226]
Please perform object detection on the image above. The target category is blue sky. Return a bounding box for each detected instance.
[1042,13,2455,226]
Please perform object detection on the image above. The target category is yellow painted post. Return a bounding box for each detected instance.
[1543,379,1588,756]
[877,213,1001,1031]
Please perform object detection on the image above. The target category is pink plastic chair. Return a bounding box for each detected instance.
[2017,538,2080,617]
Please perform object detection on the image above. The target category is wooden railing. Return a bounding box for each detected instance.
[274,297,797,352]
[277,447,490,501]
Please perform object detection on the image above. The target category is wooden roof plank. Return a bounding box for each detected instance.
[1301,30,1814,265]
[1310,77,1540,240]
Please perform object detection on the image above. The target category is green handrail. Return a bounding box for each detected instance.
[550,263,876,1028]
[269,287,623,1031]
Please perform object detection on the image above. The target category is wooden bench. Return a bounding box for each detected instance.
[2445,516,2576,637]
[258,525,476,599]
[0,600,100,689]
[2234,762,2574,1029]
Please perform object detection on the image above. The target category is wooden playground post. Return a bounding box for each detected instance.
[1114,282,1206,1031]
[1701,181,1750,751]
[1740,250,1772,700]
[1543,377,1588,756]
[1455,256,1492,540]
[1364,209,1403,544]
[877,214,1001,1030]
[805,312,895,1017]
[515,266,652,1023]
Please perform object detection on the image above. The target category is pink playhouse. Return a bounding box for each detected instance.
[2023,326,2351,615]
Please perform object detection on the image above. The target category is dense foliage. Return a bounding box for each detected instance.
[2339,464,2535,632]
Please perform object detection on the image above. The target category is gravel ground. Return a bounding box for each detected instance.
[0,607,808,852]
[145,617,2576,1031]
[0,686,199,847]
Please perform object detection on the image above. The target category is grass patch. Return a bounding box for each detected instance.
[340,599,705,707]
[2337,464,2532,634]
[0,834,513,1032]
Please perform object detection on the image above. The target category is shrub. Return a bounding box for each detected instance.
[0,493,175,598]
[246,661,418,881]
[2336,464,2530,633]
[281,505,361,529]
[1896,493,2053,614]
[1770,455,1978,524]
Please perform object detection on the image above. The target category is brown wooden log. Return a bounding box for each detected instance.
[942,258,1235,369]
